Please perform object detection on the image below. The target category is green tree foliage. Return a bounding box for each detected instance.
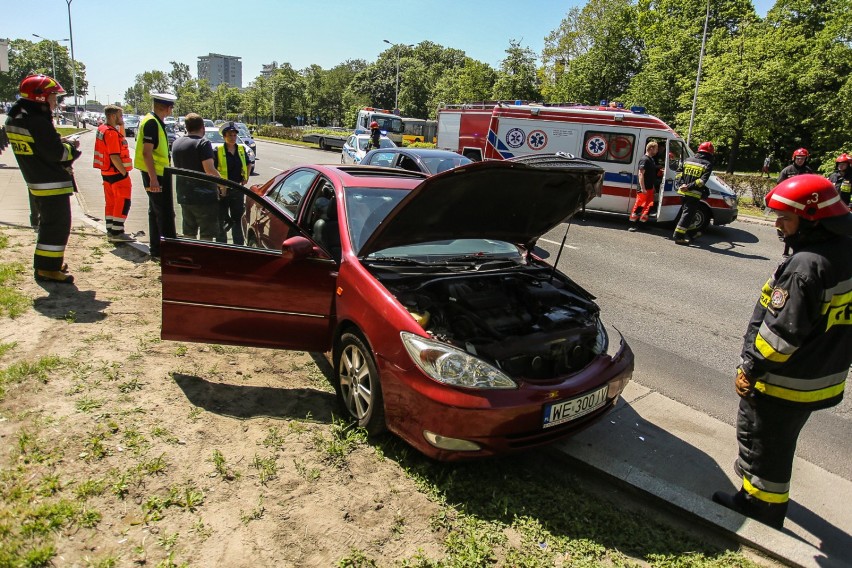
[0,39,87,103]
[492,40,541,101]
[428,58,498,116]
[541,0,643,105]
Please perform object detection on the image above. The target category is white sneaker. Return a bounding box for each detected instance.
[108,233,135,243]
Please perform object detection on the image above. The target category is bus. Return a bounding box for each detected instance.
[402,118,437,145]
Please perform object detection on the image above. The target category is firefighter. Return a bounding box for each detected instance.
[777,148,812,183]
[628,140,659,231]
[4,74,81,283]
[213,122,248,244]
[135,92,177,259]
[94,105,135,243]
[712,174,852,529]
[672,141,714,245]
[828,153,851,207]
[367,121,381,151]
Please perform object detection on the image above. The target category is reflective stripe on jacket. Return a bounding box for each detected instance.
[94,124,133,174]
[216,144,247,182]
[676,153,713,200]
[4,100,80,196]
[741,236,852,409]
[133,113,169,175]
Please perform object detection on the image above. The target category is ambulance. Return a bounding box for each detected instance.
[436,102,737,231]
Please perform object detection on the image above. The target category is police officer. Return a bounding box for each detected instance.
[713,175,852,529]
[5,74,81,283]
[94,105,134,243]
[135,92,177,259]
[672,141,714,245]
[213,122,248,244]
[777,148,812,183]
[828,153,851,207]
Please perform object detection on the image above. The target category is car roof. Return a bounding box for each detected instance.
[261,164,427,192]
[366,148,462,158]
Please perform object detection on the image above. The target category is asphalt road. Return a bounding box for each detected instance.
[78,136,852,480]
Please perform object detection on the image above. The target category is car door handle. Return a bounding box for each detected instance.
[166,258,201,270]
[619,171,632,176]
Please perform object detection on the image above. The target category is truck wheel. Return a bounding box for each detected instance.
[318,137,326,151]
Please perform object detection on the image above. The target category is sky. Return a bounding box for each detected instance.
[5,0,775,106]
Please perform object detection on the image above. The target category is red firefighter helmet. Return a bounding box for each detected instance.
[835,153,851,164]
[19,74,66,103]
[792,147,809,159]
[765,174,848,221]
[697,141,714,154]
[370,121,379,129]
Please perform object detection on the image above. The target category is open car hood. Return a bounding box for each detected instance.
[359,155,604,257]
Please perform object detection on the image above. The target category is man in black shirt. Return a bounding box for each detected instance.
[628,140,659,231]
[171,113,221,240]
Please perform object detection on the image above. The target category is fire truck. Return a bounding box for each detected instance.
[436,102,737,230]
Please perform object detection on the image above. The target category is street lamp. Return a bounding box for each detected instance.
[382,40,413,112]
[66,0,79,126]
[687,0,711,147]
[31,34,69,79]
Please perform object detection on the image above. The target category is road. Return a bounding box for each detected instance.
[73,135,852,481]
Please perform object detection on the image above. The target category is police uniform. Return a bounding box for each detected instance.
[134,93,176,257]
[5,98,81,273]
[672,151,713,242]
[213,143,248,245]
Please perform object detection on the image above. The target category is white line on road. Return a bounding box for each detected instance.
[539,238,578,250]
[270,167,286,172]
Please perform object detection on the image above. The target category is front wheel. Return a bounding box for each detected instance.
[317,137,326,151]
[333,331,386,435]
[689,203,712,232]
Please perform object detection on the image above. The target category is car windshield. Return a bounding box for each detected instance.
[344,187,520,261]
[235,124,251,137]
[374,116,403,134]
[204,130,225,143]
[124,116,139,125]
[203,119,215,127]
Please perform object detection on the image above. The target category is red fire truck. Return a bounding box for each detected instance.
[436,102,737,230]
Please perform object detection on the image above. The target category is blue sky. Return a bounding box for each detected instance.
[6,0,775,105]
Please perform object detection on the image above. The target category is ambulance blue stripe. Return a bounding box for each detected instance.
[488,129,515,159]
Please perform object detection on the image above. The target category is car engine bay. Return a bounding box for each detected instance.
[383,270,605,380]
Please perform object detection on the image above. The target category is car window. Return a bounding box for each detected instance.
[367,151,397,167]
[398,155,420,172]
[358,138,370,151]
[204,130,225,143]
[581,130,636,165]
[346,136,355,147]
[271,169,318,218]
[379,139,395,149]
[344,187,408,253]
[421,155,471,175]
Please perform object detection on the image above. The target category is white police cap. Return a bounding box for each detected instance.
[151,92,177,106]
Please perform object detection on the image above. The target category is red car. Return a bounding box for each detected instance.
[160,157,633,460]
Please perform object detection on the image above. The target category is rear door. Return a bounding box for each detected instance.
[160,167,337,352]
[579,127,639,214]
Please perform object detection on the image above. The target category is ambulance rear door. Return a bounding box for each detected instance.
[656,138,689,223]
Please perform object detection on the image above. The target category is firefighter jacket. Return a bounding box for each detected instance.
[778,163,813,183]
[829,170,852,206]
[675,153,713,200]
[94,123,132,177]
[215,144,247,183]
[740,230,852,410]
[133,113,169,176]
[4,99,81,197]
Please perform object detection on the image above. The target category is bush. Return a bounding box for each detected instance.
[255,125,303,141]
[716,172,774,208]
[405,141,437,149]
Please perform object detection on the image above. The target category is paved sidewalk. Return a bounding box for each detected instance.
[1,140,848,567]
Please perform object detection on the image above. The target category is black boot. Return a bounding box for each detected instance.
[712,489,786,529]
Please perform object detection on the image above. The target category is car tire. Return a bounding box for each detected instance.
[333,330,386,435]
[689,203,712,232]
[318,137,326,151]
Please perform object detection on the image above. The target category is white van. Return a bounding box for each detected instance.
[436,102,737,231]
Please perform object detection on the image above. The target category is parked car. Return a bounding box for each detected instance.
[234,122,257,157]
[165,123,178,148]
[123,114,140,137]
[360,148,472,175]
[159,156,633,461]
[341,133,395,164]
[202,127,256,175]
[203,119,215,128]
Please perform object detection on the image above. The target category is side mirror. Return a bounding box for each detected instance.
[280,236,315,265]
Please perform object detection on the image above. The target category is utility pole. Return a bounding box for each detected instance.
[687,0,711,148]
[65,0,79,126]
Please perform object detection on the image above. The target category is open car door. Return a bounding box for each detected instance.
[159,167,337,352]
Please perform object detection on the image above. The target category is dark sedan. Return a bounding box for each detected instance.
[361,148,471,175]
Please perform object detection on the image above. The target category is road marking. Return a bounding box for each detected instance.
[539,238,578,250]
[270,167,286,172]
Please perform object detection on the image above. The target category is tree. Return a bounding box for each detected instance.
[492,40,540,101]
[168,61,192,93]
[0,39,87,102]
[427,58,497,115]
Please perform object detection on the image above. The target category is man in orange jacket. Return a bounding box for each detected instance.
[94,105,135,242]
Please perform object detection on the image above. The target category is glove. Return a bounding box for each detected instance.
[735,368,754,399]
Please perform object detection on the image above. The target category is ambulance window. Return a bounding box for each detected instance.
[581,131,636,164]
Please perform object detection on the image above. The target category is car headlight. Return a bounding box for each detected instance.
[400,331,517,389]
[723,195,737,207]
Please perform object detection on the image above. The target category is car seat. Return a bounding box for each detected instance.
[312,197,341,261]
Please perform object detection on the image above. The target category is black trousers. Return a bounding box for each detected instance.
[217,192,245,245]
[141,172,175,256]
[674,195,700,236]
[736,396,812,505]
[32,192,71,272]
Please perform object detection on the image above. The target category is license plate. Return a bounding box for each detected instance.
[542,385,608,428]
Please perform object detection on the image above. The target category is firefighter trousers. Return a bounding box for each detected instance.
[103,175,132,235]
[674,196,700,236]
[32,192,72,272]
[736,396,811,510]
[629,189,655,223]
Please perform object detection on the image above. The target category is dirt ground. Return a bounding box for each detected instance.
[0,226,444,567]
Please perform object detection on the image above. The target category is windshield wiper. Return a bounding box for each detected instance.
[365,256,431,266]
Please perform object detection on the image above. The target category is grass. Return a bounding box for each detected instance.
[0,356,65,402]
[0,259,31,319]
